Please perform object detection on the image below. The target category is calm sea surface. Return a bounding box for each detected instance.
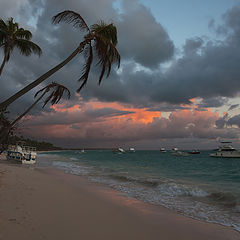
[37,150,240,231]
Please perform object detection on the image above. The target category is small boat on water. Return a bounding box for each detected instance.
[160,147,167,153]
[7,142,37,164]
[188,150,200,154]
[113,147,125,154]
[210,141,240,158]
[171,147,189,156]
[128,147,135,153]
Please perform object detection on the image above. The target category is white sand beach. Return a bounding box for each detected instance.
[0,161,239,240]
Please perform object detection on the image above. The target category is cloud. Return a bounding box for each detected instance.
[227,114,240,128]
[228,104,239,111]
[1,0,240,148]
[197,97,228,108]
[117,0,174,69]
[20,102,239,149]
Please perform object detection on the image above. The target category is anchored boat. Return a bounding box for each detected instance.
[210,141,240,158]
[7,142,37,164]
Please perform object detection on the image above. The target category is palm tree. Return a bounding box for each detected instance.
[0,82,70,144]
[0,11,120,110]
[0,17,42,75]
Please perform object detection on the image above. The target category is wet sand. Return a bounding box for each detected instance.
[0,162,239,240]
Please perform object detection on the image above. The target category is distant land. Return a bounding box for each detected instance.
[7,136,118,151]
[8,136,62,151]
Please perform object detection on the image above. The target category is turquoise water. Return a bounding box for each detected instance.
[37,150,240,231]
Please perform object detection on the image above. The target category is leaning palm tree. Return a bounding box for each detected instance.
[0,82,70,144]
[0,11,120,110]
[0,17,42,75]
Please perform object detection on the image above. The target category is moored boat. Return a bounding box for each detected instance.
[210,141,240,158]
[171,147,189,156]
[113,147,125,154]
[188,150,200,154]
[160,147,167,153]
[129,147,135,152]
[7,142,37,164]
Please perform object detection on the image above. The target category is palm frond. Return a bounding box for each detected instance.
[16,28,32,40]
[52,10,90,32]
[93,30,120,84]
[15,39,42,56]
[8,18,18,34]
[91,22,118,46]
[0,19,7,31]
[77,43,93,92]
[35,82,71,108]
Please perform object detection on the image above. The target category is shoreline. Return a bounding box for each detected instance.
[0,161,239,240]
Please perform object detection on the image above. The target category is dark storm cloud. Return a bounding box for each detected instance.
[183,37,204,55]
[0,0,175,114]
[117,0,174,69]
[228,104,239,111]
[215,113,228,129]
[227,114,240,128]
[197,97,227,108]
[147,104,191,112]
[2,0,240,149]
[82,4,240,105]
[2,1,240,110]
[25,106,134,126]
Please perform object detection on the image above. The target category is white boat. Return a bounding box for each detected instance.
[7,142,37,164]
[113,147,125,154]
[210,142,240,158]
[129,147,135,152]
[160,147,167,153]
[171,147,188,156]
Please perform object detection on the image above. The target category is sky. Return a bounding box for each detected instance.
[1,0,240,149]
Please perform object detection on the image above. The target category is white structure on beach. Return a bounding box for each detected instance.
[7,142,37,164]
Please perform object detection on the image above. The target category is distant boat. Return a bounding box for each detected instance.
[113,148,125,154]
[172,147,178,152]
[188,150,200,154]
[81,149,86,153]
[128,147,135,153]
[210,141,240,158]
[171,147,188,156]
[160,147,167,153]
[7,141,37,164]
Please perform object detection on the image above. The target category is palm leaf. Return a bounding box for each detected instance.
[15,28,32,40]
[93,31,120,84]
[15,39,42,56]
[52,10,90,32]
[77,43,93,92]
[35,82,71,108]
[91,22,118,45]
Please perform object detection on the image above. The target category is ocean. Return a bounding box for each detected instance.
[37,150,240,232]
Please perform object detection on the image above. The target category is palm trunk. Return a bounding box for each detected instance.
[0,40,89,110]
[10,92,46,127]
[0,92,46,144]
[0,53,8,76]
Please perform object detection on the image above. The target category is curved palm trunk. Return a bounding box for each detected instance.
[10,92,46,127]
[0,52,9,76]
[0,40,89,110]
[0,91,46,144]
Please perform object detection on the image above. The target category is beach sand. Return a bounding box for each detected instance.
[0,162,239,240]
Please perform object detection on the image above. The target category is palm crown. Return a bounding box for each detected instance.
[34,82,71,108]
[52,10,120,91]
[0,17,42,75]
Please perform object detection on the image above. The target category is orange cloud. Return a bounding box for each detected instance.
[51,100,161,124]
